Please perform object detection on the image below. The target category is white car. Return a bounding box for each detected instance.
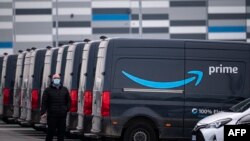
[192,98,250,141]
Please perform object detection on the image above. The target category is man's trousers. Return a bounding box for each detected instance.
[46,116,66,141]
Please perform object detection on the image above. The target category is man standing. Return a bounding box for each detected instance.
[41,74,70,141]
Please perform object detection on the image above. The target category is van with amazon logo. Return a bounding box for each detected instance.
[88,37,250,141]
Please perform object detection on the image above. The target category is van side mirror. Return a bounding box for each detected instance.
[102,72,105,75]
[84,73,88,76]
[48,75,52,78]
[20,75,23,78]
[70,73,74,76]
[32,75,34,78]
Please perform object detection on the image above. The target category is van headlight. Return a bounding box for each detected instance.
[207,118,232,128]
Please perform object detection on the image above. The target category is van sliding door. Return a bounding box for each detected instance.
[111,42,185,138]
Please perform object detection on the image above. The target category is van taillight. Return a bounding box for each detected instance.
[84,90,92,115]
[3,88,10,105]
[70,89,78,112]
[31,89,39,110]
[101,91,110,117]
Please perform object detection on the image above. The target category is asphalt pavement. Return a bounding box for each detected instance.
[0,120,82,141]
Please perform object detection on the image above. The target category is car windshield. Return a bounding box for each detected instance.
[229,98,250,112]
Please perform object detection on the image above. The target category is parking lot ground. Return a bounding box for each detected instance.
[0,120,189,141]
[0,120,82,141]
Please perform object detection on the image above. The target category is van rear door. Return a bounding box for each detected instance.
[13,52,26,118]
[4,55,18,115]
[19,51,32,120]
[91,40,109,133]
[0,55,7,115]
[109,39,186,138]
[56,45,68,84]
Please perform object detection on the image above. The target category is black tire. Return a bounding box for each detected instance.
[123,121,158,141]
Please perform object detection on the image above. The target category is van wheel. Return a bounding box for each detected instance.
[123,121,157,141]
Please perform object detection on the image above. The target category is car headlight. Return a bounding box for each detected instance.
[207,118,232,128]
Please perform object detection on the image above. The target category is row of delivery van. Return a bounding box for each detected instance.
[0,37,250,141]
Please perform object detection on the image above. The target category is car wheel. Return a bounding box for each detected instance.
[123,121,158,141]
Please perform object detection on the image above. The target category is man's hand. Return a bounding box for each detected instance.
[41,113,47,118]
[40,113,47,124]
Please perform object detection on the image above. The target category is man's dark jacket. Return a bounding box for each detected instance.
[41,84,71,117]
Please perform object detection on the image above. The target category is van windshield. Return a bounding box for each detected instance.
[229,98,250,112]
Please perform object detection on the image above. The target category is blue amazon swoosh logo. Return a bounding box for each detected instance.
[122,70,203,89]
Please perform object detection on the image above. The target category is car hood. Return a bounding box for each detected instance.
[198,112,241,125]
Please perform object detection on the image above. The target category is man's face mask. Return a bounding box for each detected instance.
[53,78,61,85]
